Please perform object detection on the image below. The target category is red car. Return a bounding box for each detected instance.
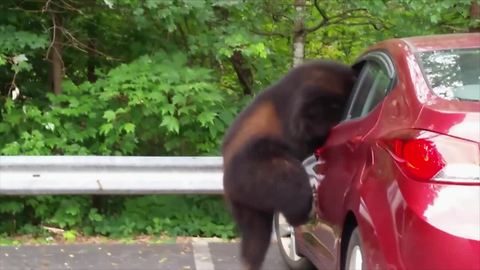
[275,33,480,270]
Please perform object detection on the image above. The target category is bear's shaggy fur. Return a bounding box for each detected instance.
[222,60,356,270]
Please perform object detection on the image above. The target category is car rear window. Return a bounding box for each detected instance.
[418,48,480,101]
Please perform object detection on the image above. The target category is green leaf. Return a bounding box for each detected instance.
[63,230,77,242]
[12,60,32,73]
[102,0,114,8]
[160,116,180,133]
[160,104,176,115]
[219,110,235,125]
[197,111,217,127]
[103,110,116,122]
[123,123,136,134]
[0,201,24,214]
[172,95,187,105]
[0,54,7,66]
[88,209,104,222]
[65,204,79,215]
[100,123,114,135]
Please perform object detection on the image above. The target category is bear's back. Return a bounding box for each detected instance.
[221,95,284,166]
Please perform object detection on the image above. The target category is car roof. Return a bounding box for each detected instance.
[400,33,480,52]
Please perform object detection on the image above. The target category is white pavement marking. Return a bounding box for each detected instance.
[192,238,215,270]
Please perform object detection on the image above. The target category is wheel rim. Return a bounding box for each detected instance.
[347,245,363,270]
[277,213,302,261]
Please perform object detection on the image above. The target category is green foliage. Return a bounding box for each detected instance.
[62,230,78,242]
[0,51,235,156]
[306,0,475,63]
[0,195,236,239]
[0,25,49,53]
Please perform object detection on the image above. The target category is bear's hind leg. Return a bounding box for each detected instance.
[225,137,313,227]
[231,202,273,270]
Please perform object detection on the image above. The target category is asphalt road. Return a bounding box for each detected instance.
[0,239,290,270]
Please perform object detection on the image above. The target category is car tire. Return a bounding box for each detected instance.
[344,227,365,270]
[274,212,315,270]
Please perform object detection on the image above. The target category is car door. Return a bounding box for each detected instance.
[304,52,395,269]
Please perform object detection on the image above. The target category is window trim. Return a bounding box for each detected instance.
[343,51,396,121]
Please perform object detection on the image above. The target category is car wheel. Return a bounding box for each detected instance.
[345,227,365,270]
[274,212,315,270]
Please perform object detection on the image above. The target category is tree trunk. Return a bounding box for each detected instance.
[214,5,254,96]
[49,13,64,95]
[470,0,480,32]
[293,0,306,67]
[230,50,253,96]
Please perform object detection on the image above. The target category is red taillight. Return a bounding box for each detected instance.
[391,138,446,181]
[383,130,480,184]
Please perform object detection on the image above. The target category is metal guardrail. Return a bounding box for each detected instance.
[0,156,223,195]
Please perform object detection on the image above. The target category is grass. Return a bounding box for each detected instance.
[0,233,236,246]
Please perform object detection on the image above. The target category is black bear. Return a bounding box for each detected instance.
[222,60,356,270]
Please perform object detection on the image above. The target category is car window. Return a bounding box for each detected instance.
[418,48,480,101]
[346,60,392,120]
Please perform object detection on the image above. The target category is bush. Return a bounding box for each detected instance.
[0,51,241,239]
[0,195,236,239]
[0,51,239,156]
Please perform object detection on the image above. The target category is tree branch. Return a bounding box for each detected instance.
[329,8,369,20]
[306,7,384,33]
[60,27,118,59]
[45,12,60,62]
[304,20,329,33]
[313,0,329,22]
[7,67,19,99]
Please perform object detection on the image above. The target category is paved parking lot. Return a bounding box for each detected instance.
[0,239,289,270]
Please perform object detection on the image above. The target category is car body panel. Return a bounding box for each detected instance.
[403,33,480,52]
[295,33,480,270]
